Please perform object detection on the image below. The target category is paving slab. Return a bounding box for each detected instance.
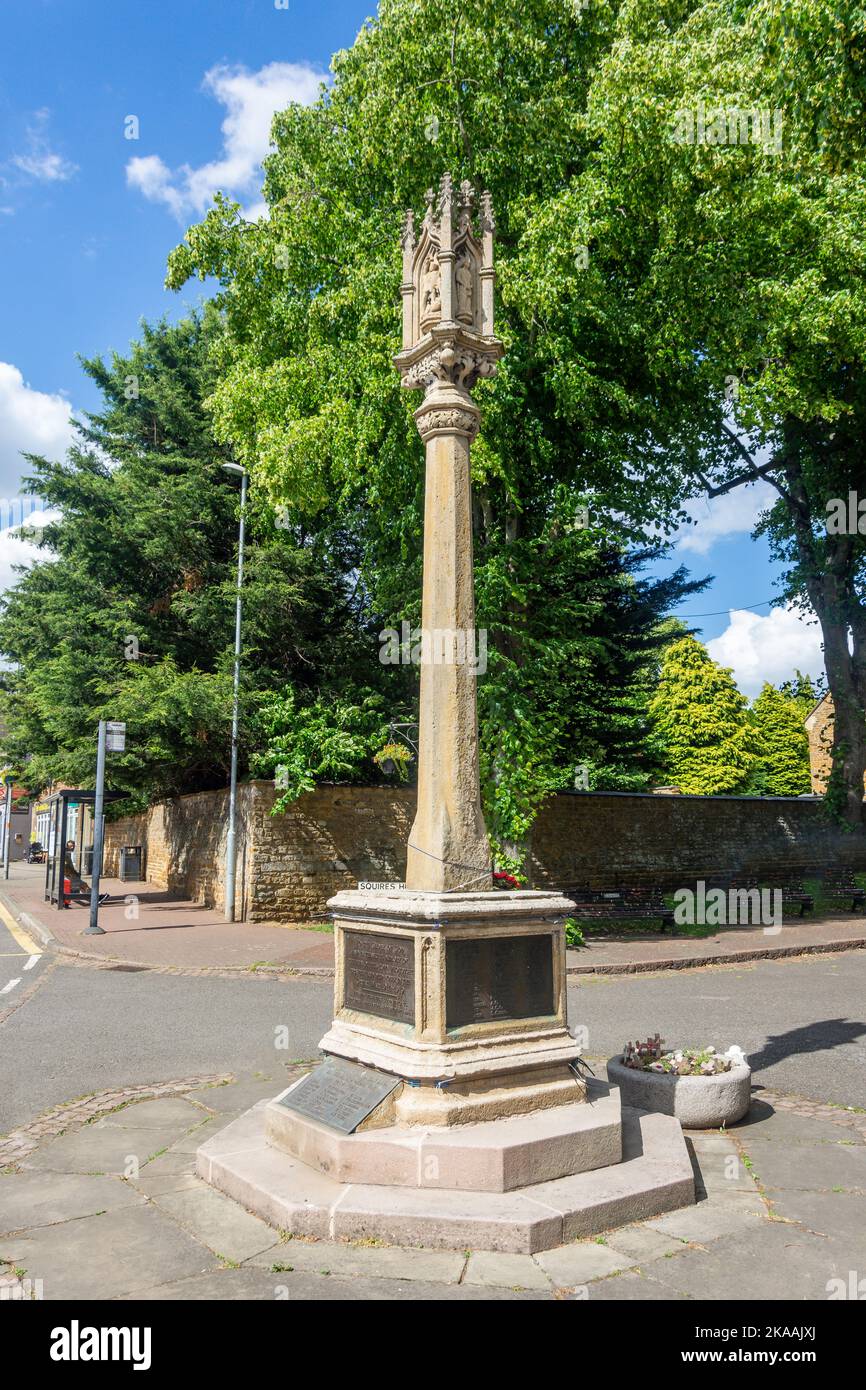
[566,919,866,974]
[736,1136,866,1191]
[165,1118,231,1153]
[248,1238,465,1284]
[133,1169,202,1198]
[602,1222,688,1264]
[0,869,335,972]
[534,1240,634,1286]
[762,1187,866,1240]
[0,1204,219,1299]
[153,1182,282,1263]
[185,1077,292,1114]
[583,1269,691,1301]
[646,1192,767,1243]
[96,1097,206,1129]
[691,1149,759,1193]
[121,1268,549,1300]
[646,1220,858,1301]
[0,1171,144,1234]
[23,1123,201,1175]
[131,1145,197,1200]
[463,1251,552,1289]
[737,1106,866,1147]
[687,1131,744,1152]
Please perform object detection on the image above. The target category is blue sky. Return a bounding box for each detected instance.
[0,0,824,695]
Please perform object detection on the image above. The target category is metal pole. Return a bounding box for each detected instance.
[86,721,107,934]
[224,468,247,922]
[2,778,12,880]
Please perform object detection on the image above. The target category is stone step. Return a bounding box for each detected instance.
[197,1103,694,1254]
[265,1078,622,1193]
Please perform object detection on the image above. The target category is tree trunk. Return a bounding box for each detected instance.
[780,454,865,826]
[819,605,866,825]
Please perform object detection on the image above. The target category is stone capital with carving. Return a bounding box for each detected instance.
[413,387,480,443]
[397,324,504,398]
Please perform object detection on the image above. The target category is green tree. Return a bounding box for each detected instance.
[164,0,709,862]
[748,682,812,796]
[0,313,386,806]
[778,670,821,721]
[649,636,754,794]
[526,0,866,821]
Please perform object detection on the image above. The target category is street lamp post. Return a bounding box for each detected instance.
[2,776,13,881]
[222,462,247,923]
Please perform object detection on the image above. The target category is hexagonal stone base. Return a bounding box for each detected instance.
[197,1102,694,1254]
[265,1078,622,1193]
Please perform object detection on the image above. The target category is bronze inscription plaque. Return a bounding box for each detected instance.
[278,1057,399,1134]
[446,934,554,1028]
[343,930,415,1025]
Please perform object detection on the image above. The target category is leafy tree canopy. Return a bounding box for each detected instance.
[749,680,812,796]
[649,635,755,793]
[0,312,387,808]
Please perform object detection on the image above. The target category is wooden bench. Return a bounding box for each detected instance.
[800,866,866,913]
[726,874,813,919]
[563,884,675,933]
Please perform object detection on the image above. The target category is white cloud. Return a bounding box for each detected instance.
[125,154,187,219]
[126,61,325,221]
[707,605,825,698]
[0,362,75,496]
[675,481,775,555]
[10,110,77,183]
[12,151,76,182]
[0,511,60,597]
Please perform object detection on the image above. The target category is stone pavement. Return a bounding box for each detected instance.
[3,861,866,980]
[0,864,334,975]
[2,1066,864,1301]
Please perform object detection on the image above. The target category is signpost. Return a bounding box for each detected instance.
[106,721,126,752]
[85,720,125,935]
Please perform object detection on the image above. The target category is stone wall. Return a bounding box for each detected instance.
[102,782,413,920]
[530,791,864,889]
[804,694,834,795]
[245,782,414,922]
[101,782,866,922]
[103,790,246,916]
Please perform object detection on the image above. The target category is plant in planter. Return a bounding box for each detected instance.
[609,1034,751,1128]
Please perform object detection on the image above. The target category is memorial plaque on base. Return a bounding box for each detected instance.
[278,1056,400,1134]
[343,929,415,1024]
[446,934,554,1028]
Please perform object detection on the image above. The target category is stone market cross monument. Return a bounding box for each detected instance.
[396,174,499,895]
[197,177,695,1251]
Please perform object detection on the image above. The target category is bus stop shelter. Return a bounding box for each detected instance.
[43,788,126,909]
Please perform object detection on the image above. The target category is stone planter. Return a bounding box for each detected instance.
[607,1056,752,1129]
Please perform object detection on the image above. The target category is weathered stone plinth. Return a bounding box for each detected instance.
[197,1086,695,1253]
[197,887,697,1251]
[318,887,583,1125]
[266,1080,622,1192]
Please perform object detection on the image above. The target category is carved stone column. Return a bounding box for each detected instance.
[405,384,487,890]
[395,177,502,891]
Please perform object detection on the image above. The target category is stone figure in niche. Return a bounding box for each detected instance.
[421,251,441,326]
[455,251,474,325]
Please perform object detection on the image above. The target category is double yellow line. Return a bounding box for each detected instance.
[0,898,43,957]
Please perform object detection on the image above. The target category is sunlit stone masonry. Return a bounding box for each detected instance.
[198,176,695,1252]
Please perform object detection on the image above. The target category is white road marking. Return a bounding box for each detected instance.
[0,978,21,994]
[24,955,40,971]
